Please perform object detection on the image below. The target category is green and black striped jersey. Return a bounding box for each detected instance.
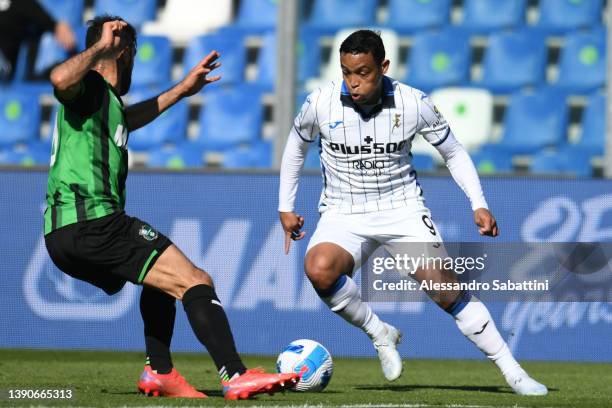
[44,70,129,235]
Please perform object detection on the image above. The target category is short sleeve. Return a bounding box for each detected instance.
[54,70,106,117]
[292,88,321,143]
[416,93,451,147]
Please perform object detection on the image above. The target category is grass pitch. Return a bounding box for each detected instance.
[0,349,610,408]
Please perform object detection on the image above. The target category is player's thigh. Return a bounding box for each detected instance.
[305,212,375,288]
[143,244,213,299]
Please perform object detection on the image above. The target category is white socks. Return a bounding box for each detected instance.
[453,298,521,376]
[318,275,386,342]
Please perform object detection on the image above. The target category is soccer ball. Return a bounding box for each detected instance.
[276,339,333,392]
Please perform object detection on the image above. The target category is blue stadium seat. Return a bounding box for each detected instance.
[461,0,527,34]
[478,30,547,93]
[537,0,604,35]
[255,32,277,90]
[576,93,605,155]
[384,0,451,34]
[235,0,278,33]
[131,36,172,88]
[147,145,204,169]
[0,89,41,146]
[127,88,188,151]
[530,149,592,177]
[33,26,87,78]
[183,30,246,86]
[555,28,606,94]
[222,141,272,168]
[195,85,263,150]
[470,149,514,174]
[39,0,84,29]
[298,27,322,84]
[94,0,157,29]
[307,0,377,32]
[404,29,471,92]
[411,153,435,172]
[493,88,569,154]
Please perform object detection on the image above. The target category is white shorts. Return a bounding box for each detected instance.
[307,204,444,270]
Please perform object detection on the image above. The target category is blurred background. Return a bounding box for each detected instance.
[0,0,609,176]
[1,1,611,363]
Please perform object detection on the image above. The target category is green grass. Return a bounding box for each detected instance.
[0,349,610,407]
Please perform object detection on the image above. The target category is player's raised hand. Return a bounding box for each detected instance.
[179,51,222,97]
[279,212,306,254]
[97,20,129,59]
[474,208,499,237]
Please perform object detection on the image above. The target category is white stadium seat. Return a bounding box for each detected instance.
[142,0,232,45]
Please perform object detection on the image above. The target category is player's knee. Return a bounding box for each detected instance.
[175,267,213,299]
[305,254,338,290]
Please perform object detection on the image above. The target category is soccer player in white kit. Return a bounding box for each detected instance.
[278,30,547,396]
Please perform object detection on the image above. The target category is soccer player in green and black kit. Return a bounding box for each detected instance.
[44,15,298,400]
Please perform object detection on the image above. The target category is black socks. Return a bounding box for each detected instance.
[140,286,175,374]
[182,284,246,381]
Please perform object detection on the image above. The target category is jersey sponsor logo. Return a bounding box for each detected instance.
[329,140,408,155]
[351,159,385,176]
[139,224,158,241]
[113,124,128,148]
[329,121,343,129]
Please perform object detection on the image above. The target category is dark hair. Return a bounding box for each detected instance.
[339,30,385,65]
[85,15,137,50]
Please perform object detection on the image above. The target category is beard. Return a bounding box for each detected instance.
[118,63,133,96]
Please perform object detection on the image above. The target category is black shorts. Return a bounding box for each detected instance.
[45,211,172,295]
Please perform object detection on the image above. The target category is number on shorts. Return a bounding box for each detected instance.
[421,215,436,236]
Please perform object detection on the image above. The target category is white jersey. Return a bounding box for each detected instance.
[279,77,488,215]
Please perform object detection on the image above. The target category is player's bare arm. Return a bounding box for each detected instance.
[50,20,128,99]
[279,211,306,254]
[125,51,221,132]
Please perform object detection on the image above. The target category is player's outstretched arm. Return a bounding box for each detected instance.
[125,51,221,132]
[51,20,128,99]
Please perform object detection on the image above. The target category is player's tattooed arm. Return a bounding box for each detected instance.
[51,20,128,100]
[125,51,221,132]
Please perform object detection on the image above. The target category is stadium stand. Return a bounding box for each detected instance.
[221,140,273,168]
[485,88,569,155]
[306,0,377,33]
[0,89,42,147]
[131,35,172,88]
[142,0,232,43]
[39,0,83,29]
[478,29,547,93]
[147,145,203,169]
[429,88,493,152]
[234,0,279,33]
[183,29,247,86]
[405,29,471,92]
[1,0,608,174]
[127,89,188,151]
[575,92,606,156]
[194,85,264,150]
[93,0,157,30]
[0,142,50,166]
[536,0,604,35]
[555,28,607,94]
[530,148,593,177]
[460,0,528,34]
[383,0,452,35]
